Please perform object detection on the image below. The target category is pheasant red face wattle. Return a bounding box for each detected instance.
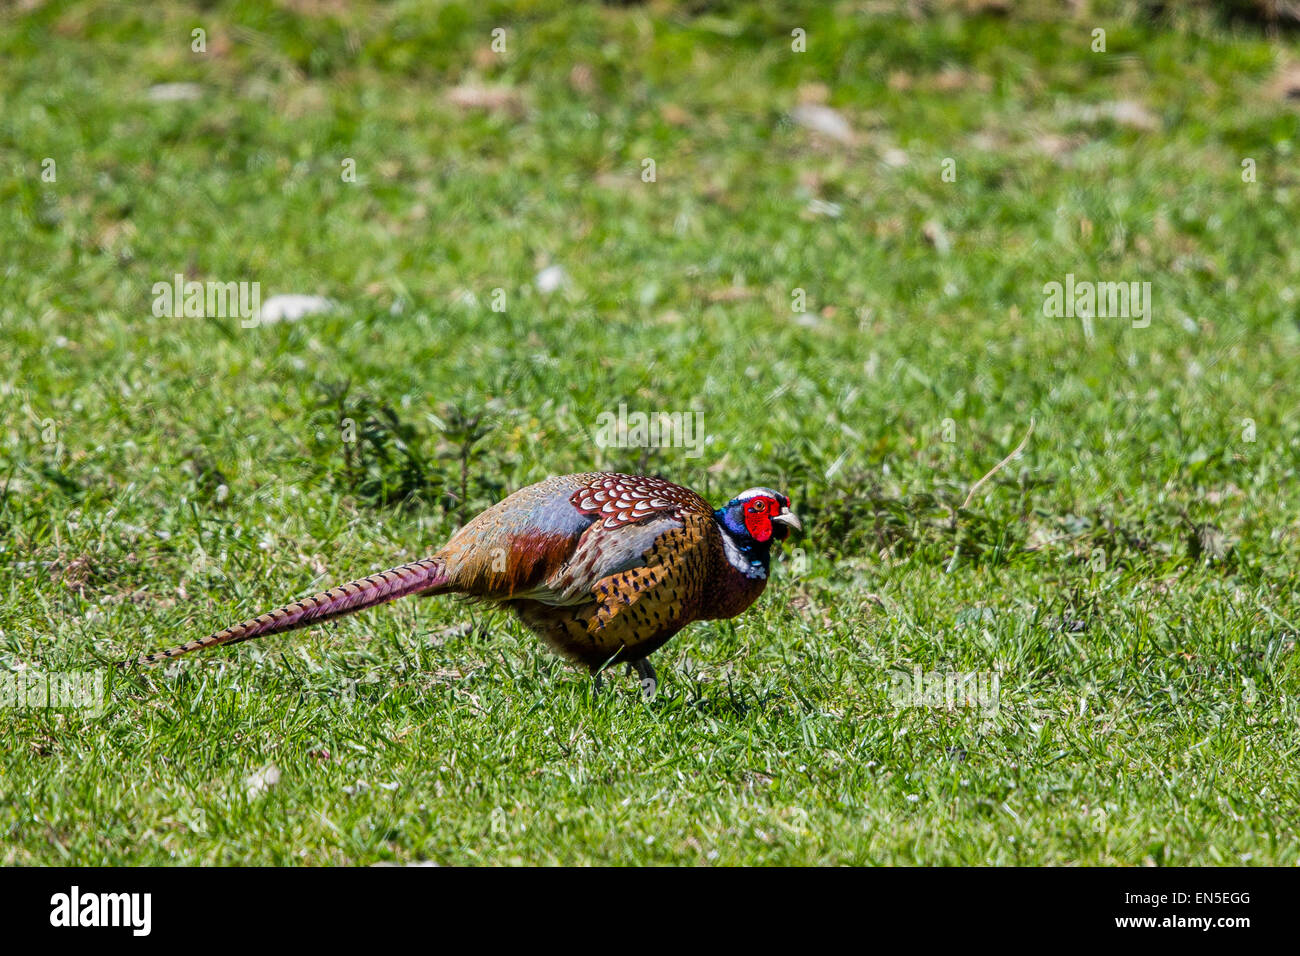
[743,496,776,541]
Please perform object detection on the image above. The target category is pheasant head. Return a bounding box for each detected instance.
[714,487,802,578]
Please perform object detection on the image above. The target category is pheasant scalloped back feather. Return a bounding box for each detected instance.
[134,473,801,695]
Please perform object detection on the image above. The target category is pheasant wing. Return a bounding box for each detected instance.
[533,474,716,604]
[433,472,715,607]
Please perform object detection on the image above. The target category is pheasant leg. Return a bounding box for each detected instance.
[631,658,657,701]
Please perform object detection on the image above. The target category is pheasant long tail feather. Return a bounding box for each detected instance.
[134,557,448,666]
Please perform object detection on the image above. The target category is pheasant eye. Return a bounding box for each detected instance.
[752,500,766,512]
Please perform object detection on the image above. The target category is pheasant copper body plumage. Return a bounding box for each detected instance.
[137,473,801,697]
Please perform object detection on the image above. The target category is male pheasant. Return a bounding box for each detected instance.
[136,473,801,697]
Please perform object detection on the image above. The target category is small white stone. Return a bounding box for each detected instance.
[806,198,843,218]
[258,294,334,324]
[535,265,568,294]
[245,763,281,798]
[147,83,203,102]
[790,104,854,144]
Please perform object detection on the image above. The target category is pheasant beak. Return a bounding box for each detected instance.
[772,510,803,534]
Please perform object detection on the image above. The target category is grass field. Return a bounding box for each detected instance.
[3,0,1300,865]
